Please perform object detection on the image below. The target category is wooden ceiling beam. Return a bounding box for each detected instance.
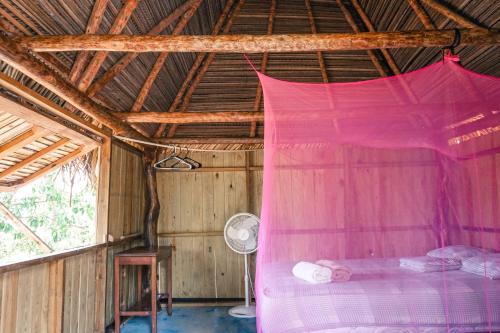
[69,0,109,84]
[130,0,202,113]
[113,111,264,124]
[85,0,200,98]
[155,137,263,145]
[0,138,70,181]
[419,0,483,29]
[77,0,139,92]
[406,0,436,29]
[20,29,499,53]
[0,35,147,140]
[249,0,276,138]
[165,0,246,138]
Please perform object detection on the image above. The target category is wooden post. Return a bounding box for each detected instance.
[143,148,160,249]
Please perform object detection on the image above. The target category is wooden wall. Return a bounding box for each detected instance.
[0,247,105,333]
[157,151,262,299]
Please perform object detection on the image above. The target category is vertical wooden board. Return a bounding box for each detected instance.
[85,252,97,333]
[223,153,236,224]
[201,170,215,232]
[62,257,72,333]
[170,237,205,298]
[48,259,64,333]
[31,264,50,333]
[192,172,204,232]
[0,271,19,333]
[15,265,35,333]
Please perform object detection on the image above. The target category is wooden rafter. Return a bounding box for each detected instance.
[113,111,263,123]
[164,0,246,138]
[406,0,436,29]
[249,0,276,138]
[77,0,139,92]
[0,71,108,140]
[21,29,499,54]
[349,0,401,75]
[0,138,70,181]
[0,202,52,252]
[15,146,86,187]
[0,127,45,159]
[419,0,483,29]
[85,0,200,98]
[0,35,146,139]
[335,0,387,76]
[130,0,202,113]
[69,0,109,84]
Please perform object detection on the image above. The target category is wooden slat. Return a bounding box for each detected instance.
[20,29,500,53]
[165,0,246,138]
[0,202,52,252]
[77,0,140,92]
[48,260,64,333]
[86,0,200,98]
[69,0,109,83]
[0,137,70,181]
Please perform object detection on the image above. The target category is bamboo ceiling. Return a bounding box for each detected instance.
[0,0,498,152]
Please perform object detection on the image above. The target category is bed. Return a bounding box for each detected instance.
[259,258,500,333]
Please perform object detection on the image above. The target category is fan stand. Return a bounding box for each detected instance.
[229,254,256,318]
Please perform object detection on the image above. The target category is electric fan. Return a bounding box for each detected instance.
[224,212,260,318]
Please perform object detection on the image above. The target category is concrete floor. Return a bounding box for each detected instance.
[120,306,257,333]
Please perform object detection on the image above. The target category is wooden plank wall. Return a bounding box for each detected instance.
[447,135,500,250]
[157,147,446,298]
[157,151,262,298]
[104,141,146,326]
[0,248,100,333]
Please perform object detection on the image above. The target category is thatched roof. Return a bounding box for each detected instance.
[0,0,498,156]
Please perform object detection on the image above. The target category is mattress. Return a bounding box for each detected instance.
[259,258,500,333]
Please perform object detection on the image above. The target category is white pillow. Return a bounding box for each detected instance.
[427,245,487,260]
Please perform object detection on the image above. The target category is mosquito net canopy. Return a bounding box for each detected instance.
[255,55,500,333]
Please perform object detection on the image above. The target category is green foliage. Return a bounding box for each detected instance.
[0,169,96,264]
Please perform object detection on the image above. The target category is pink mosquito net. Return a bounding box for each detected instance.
[254,55,500,333]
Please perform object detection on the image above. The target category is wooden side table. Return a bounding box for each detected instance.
[114,246,173,333]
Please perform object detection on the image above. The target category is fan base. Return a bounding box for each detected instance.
[228,305,256,318]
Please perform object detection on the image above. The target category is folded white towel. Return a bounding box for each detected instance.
[316,259,352,282]
[292,261,332,284]
[461,254,500,279]
[400,256,461,272]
